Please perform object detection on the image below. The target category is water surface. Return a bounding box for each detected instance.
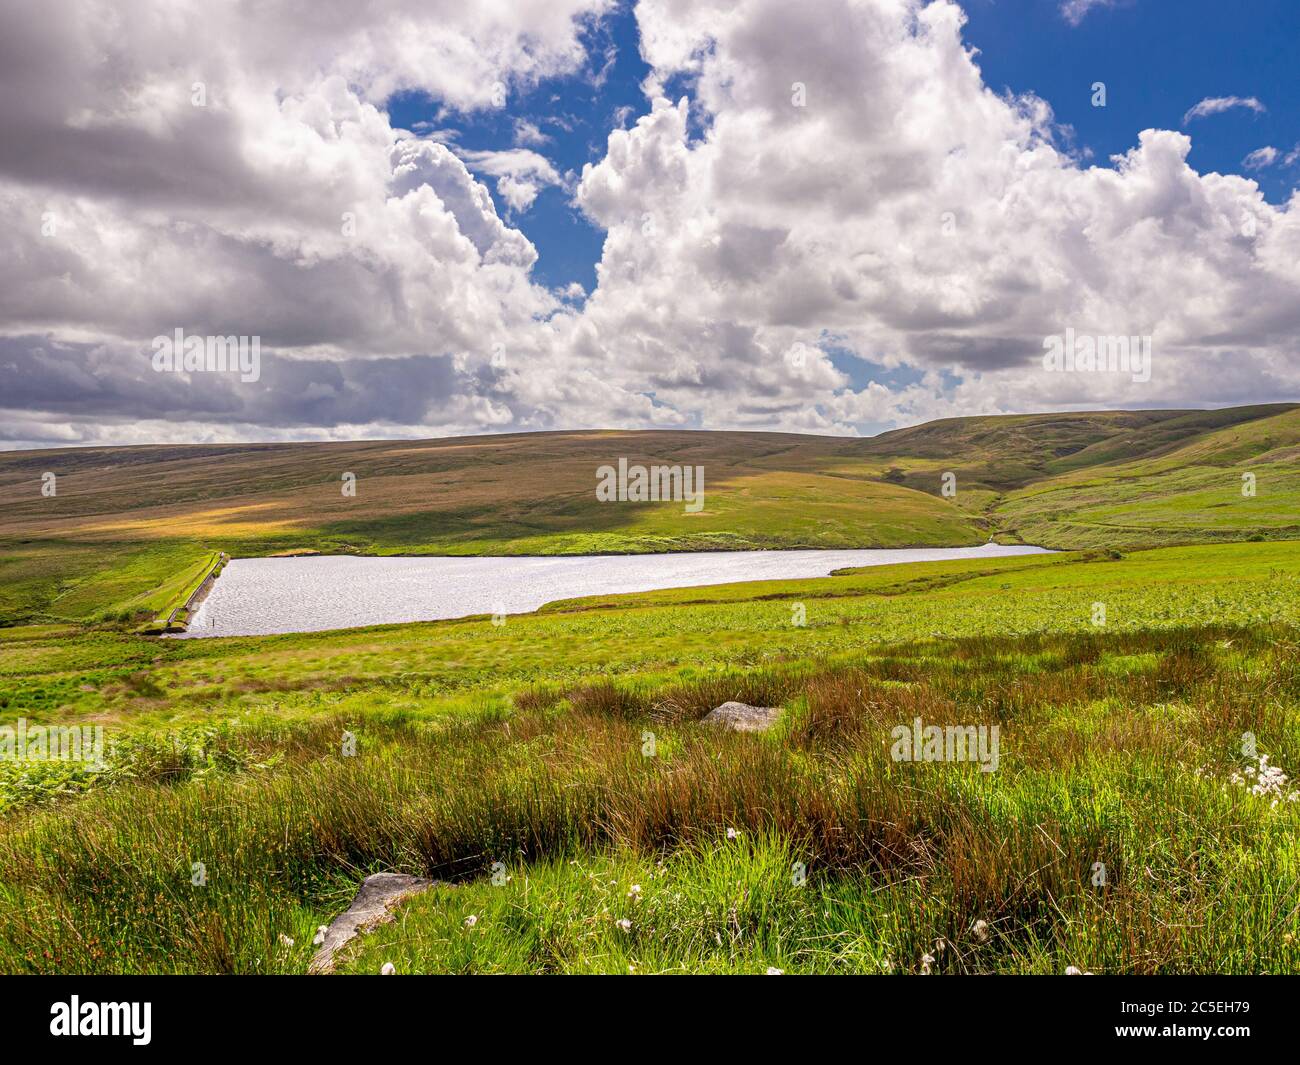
[183,544,1052,638]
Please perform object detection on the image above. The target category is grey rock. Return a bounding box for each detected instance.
[701,701,782,732]
[308,872,435,974]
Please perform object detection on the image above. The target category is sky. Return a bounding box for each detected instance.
[1,0,1298,449]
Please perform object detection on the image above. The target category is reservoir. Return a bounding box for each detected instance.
[182,543,1053,638]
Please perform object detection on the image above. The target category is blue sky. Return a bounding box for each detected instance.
[387,6,650,293]
[389,0,1300,296]
[963,0,1300,202]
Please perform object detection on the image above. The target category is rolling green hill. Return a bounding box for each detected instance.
[0,403,1296,623]
[991,405,1300,548]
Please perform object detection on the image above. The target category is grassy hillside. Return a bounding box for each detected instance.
[0,431,972,551]
[2,541,1298,973]
[851,405,1294,489]
[1,403,1296,624]
[0,431,985,624]
[993,405,1300,548]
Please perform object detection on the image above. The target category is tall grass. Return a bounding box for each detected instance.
[0,625,1297,973]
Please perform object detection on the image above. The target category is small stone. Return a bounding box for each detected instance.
[309,872,436,974]
[701,701,782,732]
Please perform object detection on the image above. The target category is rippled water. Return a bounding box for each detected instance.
[181,544,1052,638]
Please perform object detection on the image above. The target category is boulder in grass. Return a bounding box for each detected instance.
[308,872,435,974]
[701,701,782,732]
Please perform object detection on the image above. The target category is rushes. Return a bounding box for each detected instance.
[0,625,1297,973]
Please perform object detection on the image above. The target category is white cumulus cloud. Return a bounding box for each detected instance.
[454,147,566,214]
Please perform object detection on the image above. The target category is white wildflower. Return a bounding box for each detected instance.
[1225,751,1294,806]
[380,962,396,975]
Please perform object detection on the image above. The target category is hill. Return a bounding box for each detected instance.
[0,403,1296,623]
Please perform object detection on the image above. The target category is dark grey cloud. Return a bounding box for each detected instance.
[906,334,1046,373]
[0,334,462,434]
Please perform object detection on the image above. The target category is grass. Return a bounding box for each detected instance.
[0,541,216,625]
[2,542,1297,732]
[137,550,224,634]
[992,406,1300,549]
[1,541,1298,973]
